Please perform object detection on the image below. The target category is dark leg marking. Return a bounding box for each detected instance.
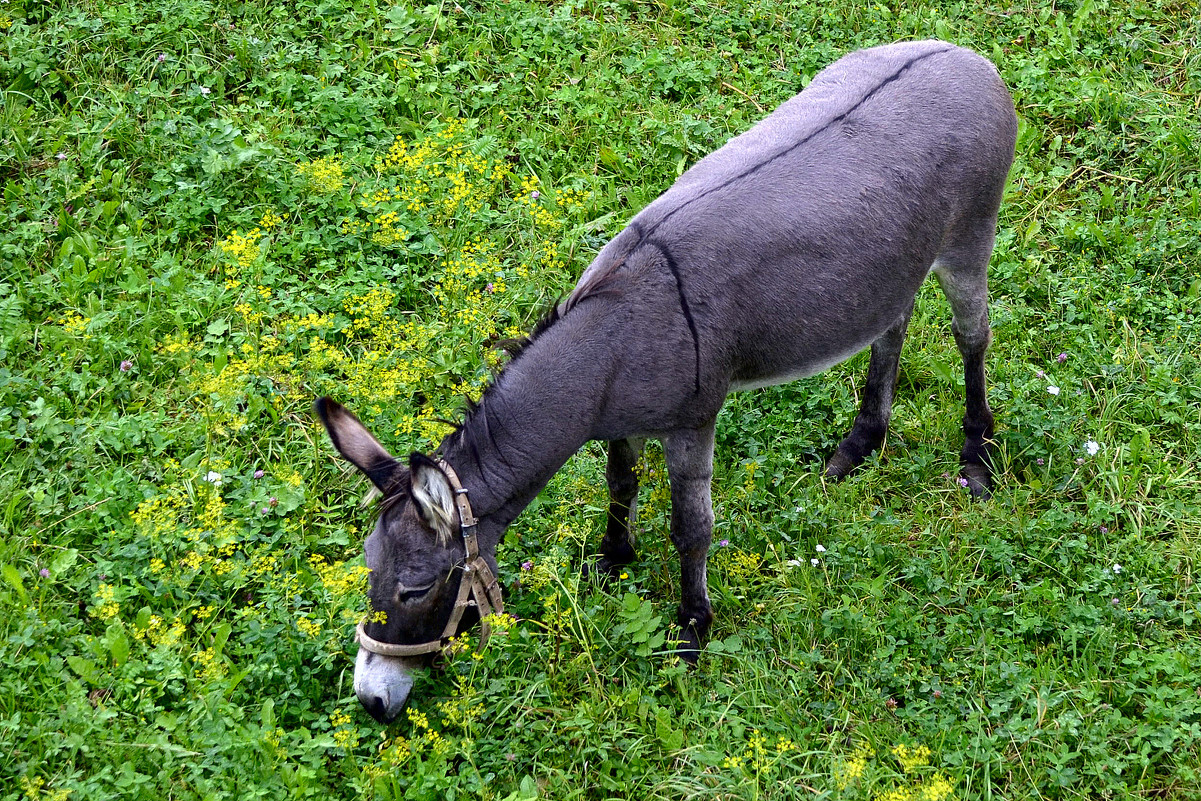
[594,437,644,577]
[826,301,915,479]
[956,321,995,498]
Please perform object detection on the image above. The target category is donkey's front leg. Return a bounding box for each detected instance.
[663,422,717,663]
[595,437,645,576]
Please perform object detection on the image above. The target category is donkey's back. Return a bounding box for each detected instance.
[573,40,1016,432]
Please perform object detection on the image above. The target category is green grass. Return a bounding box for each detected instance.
[2,0,1199,798]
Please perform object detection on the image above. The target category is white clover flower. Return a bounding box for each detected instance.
[1112,563,1122,574]
[815,544,827,553]
[1047,385,1060,396]
[810,558,820,567]
[1085,440,1100,456]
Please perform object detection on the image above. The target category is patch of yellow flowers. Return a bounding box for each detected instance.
[362,706,452,782]
[201,119,598,452]
[330,709,359,750]
[296,155,345,194]
[721,729,797,776]
[309,553,370,603]
[19,776,71,801]
[712,544,764,587]
[217,227,263,271]
[834,741,956,801]
[358,119,513,238]
[91,583,120,621]
[59,312,90,338]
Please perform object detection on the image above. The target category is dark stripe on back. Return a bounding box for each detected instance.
[638,46,952,242]
[644,238,702,394]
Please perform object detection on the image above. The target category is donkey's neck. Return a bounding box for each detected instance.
[438,307,616,543]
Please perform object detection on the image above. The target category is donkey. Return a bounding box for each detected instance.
[318,40,1017,722]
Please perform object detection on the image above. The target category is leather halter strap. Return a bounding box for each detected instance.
[355,460,505,658]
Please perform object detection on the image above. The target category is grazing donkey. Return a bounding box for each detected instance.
[319,40,1017,722]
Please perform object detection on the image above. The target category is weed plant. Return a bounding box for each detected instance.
[1,0,1199,799]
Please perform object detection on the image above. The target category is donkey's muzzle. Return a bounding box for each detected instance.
[354,647,418,723]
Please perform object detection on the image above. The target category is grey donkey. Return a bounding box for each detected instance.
[318,40,1017,723]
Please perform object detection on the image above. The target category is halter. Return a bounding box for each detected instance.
[354,460,505,658]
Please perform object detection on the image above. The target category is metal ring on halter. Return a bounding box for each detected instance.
[353,460,504,658]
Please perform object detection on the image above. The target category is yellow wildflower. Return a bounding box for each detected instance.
[217,227,262,270]
[893,743,932,773]
[296,156,345,194]
[92,584,119,621]
[918,774,955,801]
[836,742,874,790]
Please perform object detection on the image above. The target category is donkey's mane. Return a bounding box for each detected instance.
[443,299,564,459]
[452,269,630,433]
[500,301,565,365]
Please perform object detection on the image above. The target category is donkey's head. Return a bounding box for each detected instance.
[316,398,473,723]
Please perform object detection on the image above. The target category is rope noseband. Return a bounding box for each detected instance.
[355,460,504,658]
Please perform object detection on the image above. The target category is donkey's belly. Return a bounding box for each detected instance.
[728,330,878,392]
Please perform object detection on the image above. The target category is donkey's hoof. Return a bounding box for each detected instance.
[826,425,887,480]
[824,449,860,480]
[673,630,702,666]
[961,463,992,499]
[673,607,711,666]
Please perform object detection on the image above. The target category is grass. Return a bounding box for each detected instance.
[1,0,1199,798]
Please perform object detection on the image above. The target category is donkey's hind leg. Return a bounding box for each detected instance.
[932,233,997,498]
[825,300,915,480]
[594,437,645,576]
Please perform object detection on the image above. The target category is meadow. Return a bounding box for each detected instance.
[1,0,1199,798]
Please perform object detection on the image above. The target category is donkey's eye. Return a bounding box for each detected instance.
[395,583,434,603]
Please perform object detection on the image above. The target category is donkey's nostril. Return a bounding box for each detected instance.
[363,694,391,724]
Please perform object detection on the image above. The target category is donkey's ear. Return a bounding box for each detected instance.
[315,397,405,494]
[408,454,457,544]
